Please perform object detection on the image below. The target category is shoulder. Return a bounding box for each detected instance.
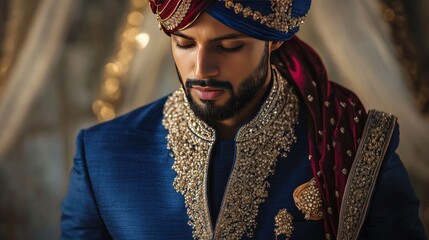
[357,111,426,239]
[340,110,426,239]
[79,95,170,148]
[355,109,400,174]
[364,109,399,156]
[88,96,168,133]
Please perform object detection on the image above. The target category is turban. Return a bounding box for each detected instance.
[148,1,368,238]
[149,0,311,41]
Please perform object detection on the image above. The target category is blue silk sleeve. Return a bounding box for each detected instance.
[60,130,111,239]
[359,125,426,239]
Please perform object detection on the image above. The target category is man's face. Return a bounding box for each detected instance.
[171,13,271,125]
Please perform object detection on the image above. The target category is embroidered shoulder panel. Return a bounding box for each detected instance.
[163,67,299,239]
[337,110,397,240]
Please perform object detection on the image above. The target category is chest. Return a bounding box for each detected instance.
[86,134,325,239]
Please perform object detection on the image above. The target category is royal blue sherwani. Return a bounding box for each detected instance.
[61,75,425,239]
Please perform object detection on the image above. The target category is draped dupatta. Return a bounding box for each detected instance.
[273,37,367,237]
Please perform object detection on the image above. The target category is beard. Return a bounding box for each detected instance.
[177,42,270,126]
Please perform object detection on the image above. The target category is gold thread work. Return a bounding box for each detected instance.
[163,66,299,239]
[274,209,294,240]
[337,110,397,240]
[155,0,307,33]
[157,1,191,30]
[224,0,307,33]
[293,178,324,220]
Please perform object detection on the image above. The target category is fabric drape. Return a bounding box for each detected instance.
[0,0,75,159]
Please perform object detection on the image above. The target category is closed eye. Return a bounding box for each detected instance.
[176,43,195,49]
[175,42,244,52]
[217,44,244,52]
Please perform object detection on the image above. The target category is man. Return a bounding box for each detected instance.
[61,0,426,239]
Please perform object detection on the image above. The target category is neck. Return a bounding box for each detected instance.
[215,69,273,140]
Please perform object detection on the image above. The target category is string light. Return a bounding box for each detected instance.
[136,33,150,49]
[92,0,148,122]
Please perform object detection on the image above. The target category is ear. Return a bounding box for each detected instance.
[270,41,284,52]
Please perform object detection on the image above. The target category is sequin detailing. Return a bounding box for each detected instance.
[274,209,294,240]
[224,0,307,33]
[293,179,324,220]
[156,1,191,30]
[163,66,299,239]
[163,90,214,239]
[337,110,397,240]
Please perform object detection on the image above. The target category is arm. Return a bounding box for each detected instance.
[61,130,111,240]
[359,125,426,239]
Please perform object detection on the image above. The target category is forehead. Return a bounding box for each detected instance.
[173,12,250,40]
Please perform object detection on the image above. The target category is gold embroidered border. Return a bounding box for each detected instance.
[163,66,299,239]
[157,1,191,30]
[214,68,299,239]
[223,0,307,33]
[163,89,215,239]
[337,110,397,240]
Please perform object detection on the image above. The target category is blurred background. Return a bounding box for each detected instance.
[0,0,428,239]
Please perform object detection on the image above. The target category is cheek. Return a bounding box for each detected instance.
[171,43,196,81]
[220,45,266,90]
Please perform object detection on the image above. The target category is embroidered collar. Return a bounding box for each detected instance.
[163,66,299,239]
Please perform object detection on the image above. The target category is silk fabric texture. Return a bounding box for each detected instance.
[148,0,366,237]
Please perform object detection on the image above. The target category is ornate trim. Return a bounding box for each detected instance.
[293,178,324,220]
[163,89,215,239]
[163,66,299,239]
[337,110,397,240]
[274,209,294,240]
[156,1,191,31]
[223,0,307,33]
[214,68,299,239]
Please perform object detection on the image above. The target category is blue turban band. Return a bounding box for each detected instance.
[205,0,312,41]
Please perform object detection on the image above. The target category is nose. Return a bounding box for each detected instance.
[194,46,220,80]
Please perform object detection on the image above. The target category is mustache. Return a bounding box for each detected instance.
[185,79,232,90]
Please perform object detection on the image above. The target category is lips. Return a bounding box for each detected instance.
[192,87,225,100]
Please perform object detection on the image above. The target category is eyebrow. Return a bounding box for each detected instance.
[171,32,248,42]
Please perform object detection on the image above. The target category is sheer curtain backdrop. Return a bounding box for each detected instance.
[298,0,429,181]
[0,0,75,159]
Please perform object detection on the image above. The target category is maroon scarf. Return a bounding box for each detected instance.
[273,37,367,237]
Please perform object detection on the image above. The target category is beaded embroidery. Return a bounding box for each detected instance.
[155,0,307,33]
[293,178,324,220]
[156,1,191,30]
[223,0,307,33]
[274,209,294,240]
[337,110,397,240]
[163,66,299,239]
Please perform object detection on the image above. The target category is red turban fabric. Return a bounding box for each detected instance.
[149,0,211,34]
